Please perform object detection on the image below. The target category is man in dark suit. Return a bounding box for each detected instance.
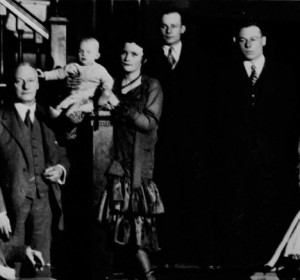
[0,63,69,278]
[212,20,300,271]
[146,8,213,266]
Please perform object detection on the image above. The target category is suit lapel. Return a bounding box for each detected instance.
[35,105,54,166]
[1,106,32,166]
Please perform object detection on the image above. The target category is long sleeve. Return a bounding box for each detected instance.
[99,67,114,90]
[44,66,68,81]
[117,79,163,133]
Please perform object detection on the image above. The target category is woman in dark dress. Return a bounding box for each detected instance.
[98,36,164,280]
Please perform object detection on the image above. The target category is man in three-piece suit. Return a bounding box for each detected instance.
[212,20,300,271]
[145,9,213,266]
[0,63,69,278]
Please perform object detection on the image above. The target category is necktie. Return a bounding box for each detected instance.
[24,109,32,130]
[250,64,258,85]
[167,47,176,69]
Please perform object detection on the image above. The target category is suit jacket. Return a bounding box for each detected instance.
[146,42,213,160]
[212,57,300,267]
[213,58,299,180]
[145,42,215,265]
[0,103,70,230]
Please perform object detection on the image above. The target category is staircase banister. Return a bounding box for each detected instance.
[0,0,49,39]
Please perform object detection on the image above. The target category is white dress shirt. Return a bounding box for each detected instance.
[163,41,182,68]
[243,55,265,79]
[14,102,36,123]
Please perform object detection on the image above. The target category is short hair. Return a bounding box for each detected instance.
[14,62,37,78]
[160,7,186,26]
[79,37,100,52]
[234,18,265,38]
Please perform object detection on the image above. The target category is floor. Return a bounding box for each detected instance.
[112,265,300,280]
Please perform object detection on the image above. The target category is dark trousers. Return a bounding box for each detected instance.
[0,192,52,268]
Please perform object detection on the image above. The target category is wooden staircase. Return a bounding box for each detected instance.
[0,0,67,92]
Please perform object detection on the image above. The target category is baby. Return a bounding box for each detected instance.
[38,37,114,123]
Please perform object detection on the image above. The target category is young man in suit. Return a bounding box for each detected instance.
[0,63,69,278]
[212,20,300,272]
[146,8,213,267]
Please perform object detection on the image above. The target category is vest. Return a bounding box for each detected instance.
[24,116,49,199]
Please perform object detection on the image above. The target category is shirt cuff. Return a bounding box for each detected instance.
[56,164,67,185]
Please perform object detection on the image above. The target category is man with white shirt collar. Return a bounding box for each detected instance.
[160,10,186,70]
[146,8,213,267]
[0,63,69,278]
[212,20,300,272]
[234,22,266,85]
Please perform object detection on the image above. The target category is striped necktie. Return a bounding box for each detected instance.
[167,47,176,69]
[250,64,258,85]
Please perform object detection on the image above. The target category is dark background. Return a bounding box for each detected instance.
[54,0,300,266]
[58,0,300,77]
[35,0,300,270]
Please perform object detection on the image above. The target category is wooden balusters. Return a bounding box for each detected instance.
[0,4,6,87]
[34,32,43,68]
[16,17,25,63]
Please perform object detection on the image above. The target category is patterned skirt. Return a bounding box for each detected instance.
[97,174,164,252]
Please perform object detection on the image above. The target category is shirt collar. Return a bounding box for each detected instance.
[163,41,182,62]
[243,55,265,77]
[14,102,36,122]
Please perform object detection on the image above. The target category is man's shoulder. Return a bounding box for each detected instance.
[147,45,164,59]
[0,102,14,118]
[264,58,292,72]
[36,104,56,127]
[180,42,214,66]
[0,103,15,133]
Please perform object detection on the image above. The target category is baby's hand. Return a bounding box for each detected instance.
[98,89,110,107]
[37,69,45,78]
[98,89,119,109]
[107,91,119,107]
[65,63,80,77]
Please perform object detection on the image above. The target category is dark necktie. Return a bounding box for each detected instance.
[250,64,258,85]
[167,47,176,69]
[24,109,32,130]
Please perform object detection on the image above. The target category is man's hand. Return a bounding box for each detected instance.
[0,265,16,280]
[65,63,80,77]
[43,165,63,183]
[25,247,45,270]
[0,213,11,239]
[36,69,45,78]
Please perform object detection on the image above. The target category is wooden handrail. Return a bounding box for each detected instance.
[0,0,49,39]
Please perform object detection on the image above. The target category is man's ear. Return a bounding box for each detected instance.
[36,79,39,90]
[96,52,101,60]
[233,37,236,43]
[262,36,267,46]
[181,25,186,34]
[143,58,148,64]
